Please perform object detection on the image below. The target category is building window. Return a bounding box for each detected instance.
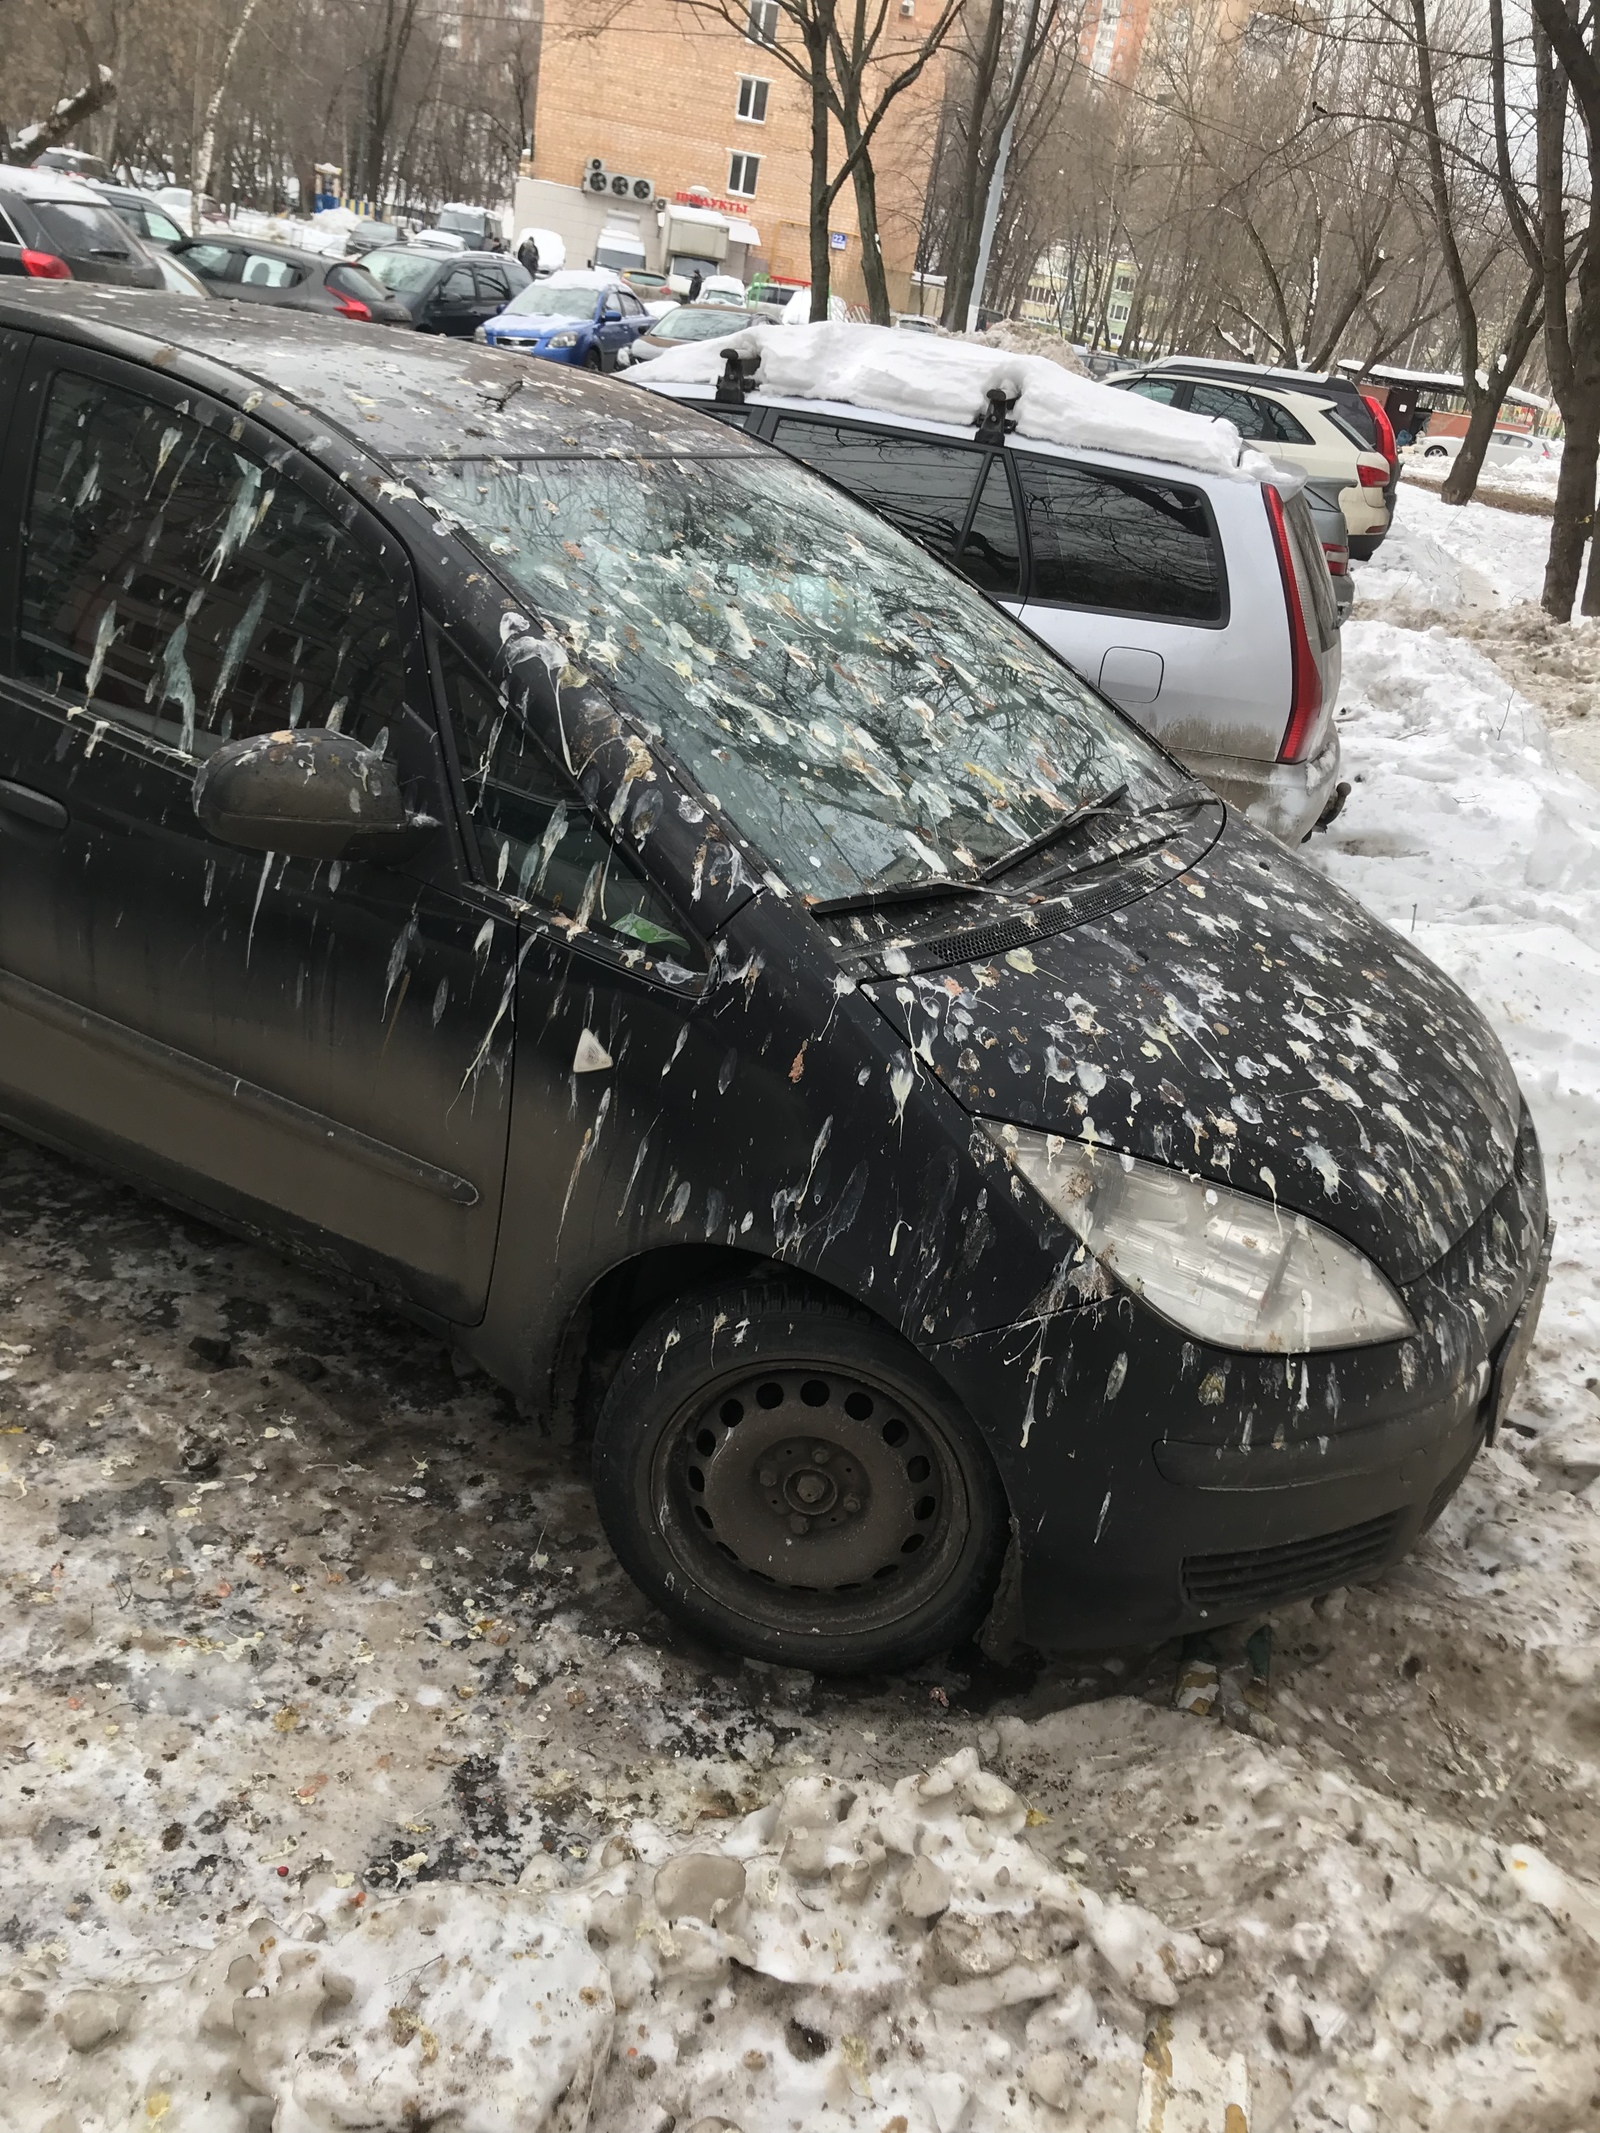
[745,0,779,45]
[737,75,770,121]
[1109,302,1130,324]
[728,152,761,197]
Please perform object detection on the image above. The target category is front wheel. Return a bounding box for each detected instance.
[584,345,604,371]
[592,1283,1007,1674]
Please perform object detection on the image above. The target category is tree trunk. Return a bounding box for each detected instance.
[843,119,891,323]
[938,0,1007,327]
[192,0,262,232]
[1440,267,1543,507]
[808,37,834,320]
[4,70,117,166]
[1543,395,1600,617]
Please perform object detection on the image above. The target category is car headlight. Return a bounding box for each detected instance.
[983,1123,1414,1352]
[544,332,579,349]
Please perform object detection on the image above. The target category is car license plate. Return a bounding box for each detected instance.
[1488,1227,1552,1439]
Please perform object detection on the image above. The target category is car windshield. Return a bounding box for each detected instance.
[503,280,606,318]
[361,249,439,292]
[654,307,750,342]
[414,452,1180,901]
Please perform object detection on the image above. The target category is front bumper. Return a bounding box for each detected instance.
[936,1108,1548,1651]
[1185,723,1341,845]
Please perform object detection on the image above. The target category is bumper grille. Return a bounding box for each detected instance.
[1182,1511,1402,1612]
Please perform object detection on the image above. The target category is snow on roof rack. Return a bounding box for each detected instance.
[635,319,1277,484]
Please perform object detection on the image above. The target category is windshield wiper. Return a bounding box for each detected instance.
[810,874,996,918]
[1023,784,1216,896]
[976,781,1129,883]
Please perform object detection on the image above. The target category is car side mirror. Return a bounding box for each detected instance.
[601,305,623,322]
[193,728,437,861]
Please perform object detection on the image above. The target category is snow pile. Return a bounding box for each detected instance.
[1,1748,1230,2132]
[637,318,1276,483]
[1359,482,1554,610]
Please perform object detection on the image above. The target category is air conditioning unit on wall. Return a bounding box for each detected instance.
[584,161,655,203]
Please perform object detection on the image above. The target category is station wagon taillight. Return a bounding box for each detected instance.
[1362,391,1397,469]
[1356,461,1388,487]
[1321,542,1348,576]
[21,249,71,279]
[1264,485,1324,764]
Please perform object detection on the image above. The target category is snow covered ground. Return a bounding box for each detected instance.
[2,491,1599,2132]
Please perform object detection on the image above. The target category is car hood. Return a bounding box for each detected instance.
[863,820,1522,1283]
[491,310,590,335]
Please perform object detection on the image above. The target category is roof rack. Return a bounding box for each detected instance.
[975,386,1018,445]
[714,347,760,405]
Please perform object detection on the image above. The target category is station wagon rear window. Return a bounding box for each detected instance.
[1016,458,1226,625]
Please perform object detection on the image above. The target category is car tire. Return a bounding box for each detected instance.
[591,1281,1008,1674]
[1424,444,1449,458]
[584,345,604,371]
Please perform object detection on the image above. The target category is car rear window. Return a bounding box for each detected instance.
[1282,491,1340,653]
[326,262,386,302]
[30,200,136,257]
[363,248,439,292]
[1016,458,1226,624]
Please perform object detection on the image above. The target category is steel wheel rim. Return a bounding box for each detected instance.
[650,1361,973,1637]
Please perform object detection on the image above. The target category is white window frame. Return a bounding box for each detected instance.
[745,0,779,46]
[727,152,761,197]
[737,74,770,122]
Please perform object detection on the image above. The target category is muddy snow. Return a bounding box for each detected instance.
[3,491,1599,2132]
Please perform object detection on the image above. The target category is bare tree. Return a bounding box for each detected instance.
[3,67,116,165]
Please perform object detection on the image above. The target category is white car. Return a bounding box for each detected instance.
[1408,428,1557,470]
[634,324,1345,844]
[1112,359,1395,556]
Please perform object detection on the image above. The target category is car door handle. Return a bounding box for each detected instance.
[0,779,68,832]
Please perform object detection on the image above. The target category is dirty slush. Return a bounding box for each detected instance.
[0,1024,1597,2133]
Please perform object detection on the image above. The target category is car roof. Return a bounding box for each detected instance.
[1143,355,1360,399]
[366,246,508,265]
[639,378,1284,494]
[0,285,761,469]
[174,234,338,267]
[0,166,109,204]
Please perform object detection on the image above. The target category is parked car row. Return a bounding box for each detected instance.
[0,285,1550,1674]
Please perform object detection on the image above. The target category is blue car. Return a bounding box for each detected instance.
[478,270,651,370]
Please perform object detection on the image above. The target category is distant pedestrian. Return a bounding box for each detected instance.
[516,232,541,279]
[687,268,703,300]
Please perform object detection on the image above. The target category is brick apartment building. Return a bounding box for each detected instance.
[527,0,946,306]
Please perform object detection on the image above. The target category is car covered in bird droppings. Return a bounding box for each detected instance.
[0,287,1550,1671]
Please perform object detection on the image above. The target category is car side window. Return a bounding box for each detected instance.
[768,418,985,570]
[435,633,702,966]
[1185,381,1308,445]
[1125,378,1182,404]
[439,267,475,301]
[1017,457,1226,625]
[180,242,239,281]
[618,289,645,318]
[957,457,1021,596]
[241,252,299,288]
[474,263,511,304]
[16,368,409,757]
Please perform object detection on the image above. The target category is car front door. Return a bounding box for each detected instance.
[172,239,244,291]
[762,415,1007,586]
[472,261,512,329]
[0,339,519,1321]
[429,265,479,335]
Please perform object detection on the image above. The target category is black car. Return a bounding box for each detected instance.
[360,246,530,334]
[0,291,1549,1674]
[92,183,190,250]
[167,235,410,325]
[0,168,161,289]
